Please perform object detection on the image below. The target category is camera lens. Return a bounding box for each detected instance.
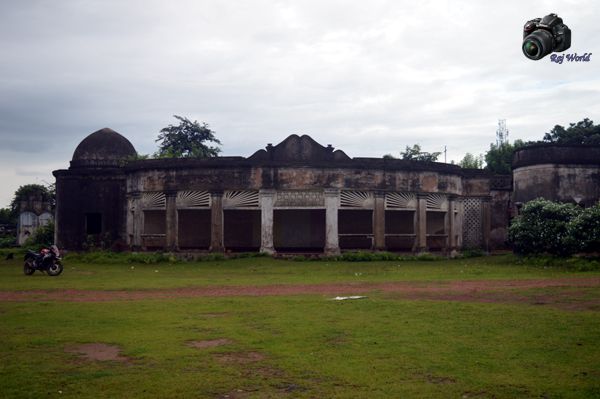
[522,29,554,60]
[523,41,539,57]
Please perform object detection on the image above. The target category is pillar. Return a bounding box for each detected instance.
[129,192,142,249]
[259,189,275,254]
[324,188,340,255]
[455,199,464,249]
[447,195,456,251]
[165,190,178,251]
[210,192,224,252]
[373,191,386,250]
[482,197,492,252]
[416,194,427,252]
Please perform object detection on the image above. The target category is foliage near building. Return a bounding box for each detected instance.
[543,118,600,145]
[22,220,55,248]
[459,153,484,169]
[509,198,600,256]
[155,115,221,158]
[400,144,441,162]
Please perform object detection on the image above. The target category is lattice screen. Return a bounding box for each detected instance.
[463,197,483,248]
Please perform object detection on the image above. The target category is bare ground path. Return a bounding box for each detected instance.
[1,277,599,310]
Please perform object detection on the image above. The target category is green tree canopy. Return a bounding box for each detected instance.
[543,118,600,145]
[155,115,222,158]
[459,153,484,169]
[0,208,13,225]
[10,184,53,215]
[400,144,441,162]
[484,139,526,174]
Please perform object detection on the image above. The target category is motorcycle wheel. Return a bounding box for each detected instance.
[47,260,63,277]
[23,259,35,275]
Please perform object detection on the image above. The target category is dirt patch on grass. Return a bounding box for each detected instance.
[65,343,129,362]
[214,351,266,364]
[2,277,599,311]
[388,286,600,311]
[187,338,233,349]
[198,312,229,318]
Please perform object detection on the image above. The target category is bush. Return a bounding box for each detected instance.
[568,205,600,253]
[509,199,600,256]
[23,221,55,249]
[0,235,16,248]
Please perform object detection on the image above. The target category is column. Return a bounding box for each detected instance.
[482,197,492,252]
[130,192,143,249]
[416,194,427,252]
[324,188,340,255]
[259,189,275,254]
[165,190,178,251]
[447,195,456,251]
[373,191,386,250]
[455,199,464,249]
[210,192,224,252]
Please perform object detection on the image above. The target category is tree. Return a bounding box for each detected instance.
[382,154,396,159]
[155,115,222,158]
[400,144,441,162]
[484,139,525,174]
[0,208,13,225]
[459,153,484,169]
[10,184,53,216]
[543,118,600,145]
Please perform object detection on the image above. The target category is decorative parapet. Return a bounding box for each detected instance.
[275,190,324,207]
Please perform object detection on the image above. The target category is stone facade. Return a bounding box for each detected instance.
[54,129,516,253]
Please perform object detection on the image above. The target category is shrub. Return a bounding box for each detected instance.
[568,204,600,253]
[0,235,16,248]
[508,199,579,256]
[23,221,55,248]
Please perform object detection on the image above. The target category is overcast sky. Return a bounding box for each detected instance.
[1,0,599,207]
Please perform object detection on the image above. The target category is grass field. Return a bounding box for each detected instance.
[1,254,599,398]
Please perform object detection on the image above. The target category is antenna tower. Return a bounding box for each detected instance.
[496,119,509,145]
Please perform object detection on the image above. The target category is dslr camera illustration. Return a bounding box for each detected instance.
[522,13,571,60]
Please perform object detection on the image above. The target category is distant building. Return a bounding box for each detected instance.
[53,128,517,253]
[17,191,53,245]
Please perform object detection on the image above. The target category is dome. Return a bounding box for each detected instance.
[71,128,137,168]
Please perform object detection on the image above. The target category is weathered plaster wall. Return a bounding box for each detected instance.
[513,164,600,206]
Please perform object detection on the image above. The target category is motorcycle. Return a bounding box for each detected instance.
[24,245,63,276]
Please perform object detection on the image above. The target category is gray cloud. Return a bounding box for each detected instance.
[0,0,599,206]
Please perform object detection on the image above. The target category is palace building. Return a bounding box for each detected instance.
[60,127,597,254]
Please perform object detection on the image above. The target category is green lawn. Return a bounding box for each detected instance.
[0,255,599,398]
[0,254,597,291]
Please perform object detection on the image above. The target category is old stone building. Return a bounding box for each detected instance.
[17,191,53,245]
[54,128,516,253]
